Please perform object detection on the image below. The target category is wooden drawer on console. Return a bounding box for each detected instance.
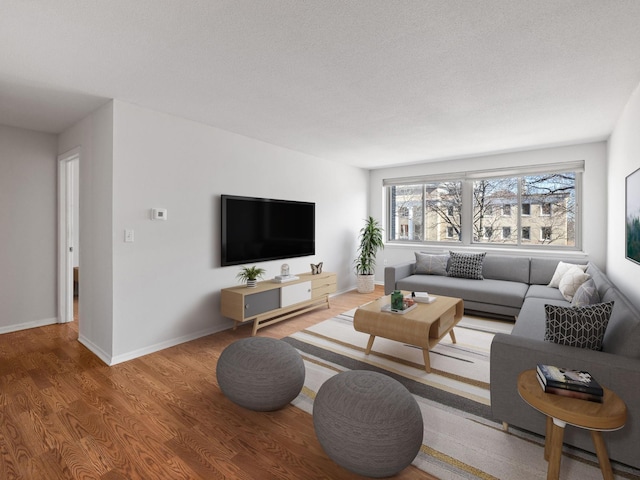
[311,272,337,298]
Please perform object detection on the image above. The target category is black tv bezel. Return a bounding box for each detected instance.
[221,194,316,267]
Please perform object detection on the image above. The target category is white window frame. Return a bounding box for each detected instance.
[384,161,583,251]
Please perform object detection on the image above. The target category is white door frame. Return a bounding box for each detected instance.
[58,147,80,323]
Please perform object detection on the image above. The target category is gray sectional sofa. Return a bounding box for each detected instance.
[384,253,640,468]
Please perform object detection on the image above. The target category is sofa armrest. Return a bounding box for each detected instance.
[490,333,640,467]
[384,262,414,295]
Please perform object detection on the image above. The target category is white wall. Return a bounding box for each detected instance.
[58,102,115,362]
[0,125,58,332]
[368,142,608,282]
[608,81,640,307]
[60,100,368,364]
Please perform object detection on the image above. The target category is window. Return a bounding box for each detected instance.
[386,165,579,249]
[388,181,462,242]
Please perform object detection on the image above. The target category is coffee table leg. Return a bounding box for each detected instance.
[449,328,457,344]
[365,335,375,354]
[422,349,431,373]
[547,418,565,480]
[591,431,614,480]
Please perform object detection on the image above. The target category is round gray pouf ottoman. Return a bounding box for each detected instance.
[313,370,423,478]
[216,337,305,411]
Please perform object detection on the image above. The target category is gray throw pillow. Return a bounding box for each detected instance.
[571,278,600,307]
[414,252,449,276]
[544,302,614,351]
[447,251,485,280]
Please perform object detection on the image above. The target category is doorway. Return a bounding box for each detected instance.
[58,148,80,324]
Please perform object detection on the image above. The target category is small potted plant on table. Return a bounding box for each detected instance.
[237,266,266,288]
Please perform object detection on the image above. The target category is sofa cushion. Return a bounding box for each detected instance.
[481,255,530,283]
[529,258,588,285]
[548,261,588,288]
[525,285,567,302]
[513,297,569,339]
[414,252,449,276]
[558,266,591,301]
[571,279,600,307]
[448,251,485,280]
[601,288,640,357]
[396,275,528,309]
[544,302,614,351]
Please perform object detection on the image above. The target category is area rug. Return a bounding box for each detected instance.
[283,308,640,480]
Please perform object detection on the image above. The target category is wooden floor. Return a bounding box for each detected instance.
[0,286,437,480]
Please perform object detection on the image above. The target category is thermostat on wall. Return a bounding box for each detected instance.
[151,208,168,220]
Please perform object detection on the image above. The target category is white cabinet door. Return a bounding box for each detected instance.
[281,281,312,307]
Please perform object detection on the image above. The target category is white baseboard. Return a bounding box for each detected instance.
[108,323,230,366]
[0,317,58,335]
[78,335,113,366]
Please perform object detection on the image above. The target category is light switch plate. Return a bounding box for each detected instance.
[124,229,134,242]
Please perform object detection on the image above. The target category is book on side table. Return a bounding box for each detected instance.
[536,364,604,403]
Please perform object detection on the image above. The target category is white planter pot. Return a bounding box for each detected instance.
[246,279,257,288]
[356,274,375,293]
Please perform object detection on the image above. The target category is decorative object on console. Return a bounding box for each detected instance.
[236,265,266,288]
[355,216,384,293]
[311,262,323,274]
[281,263,290,277]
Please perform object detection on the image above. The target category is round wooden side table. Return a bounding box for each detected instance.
[517,370,627,480]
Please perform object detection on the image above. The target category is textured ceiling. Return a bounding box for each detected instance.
[2,0,640,169]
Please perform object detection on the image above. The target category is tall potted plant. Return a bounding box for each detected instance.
[354,216,384,293]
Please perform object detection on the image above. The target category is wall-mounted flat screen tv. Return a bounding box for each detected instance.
[221,195,315,266]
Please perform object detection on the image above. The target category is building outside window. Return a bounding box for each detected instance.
[502,226,511,239]
[522,226,531,240]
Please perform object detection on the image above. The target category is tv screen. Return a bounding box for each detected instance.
[221,195,315,266]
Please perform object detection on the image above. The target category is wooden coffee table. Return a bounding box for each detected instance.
[517,370,627,480]
[353,293,464,373]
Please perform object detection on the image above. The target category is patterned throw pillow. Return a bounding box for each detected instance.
[544,302,614,351]
[414,252,449,276]
[571,278,600,307]
[548,261,588,288]
[447,251,485,280]
[558,266,591,301]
